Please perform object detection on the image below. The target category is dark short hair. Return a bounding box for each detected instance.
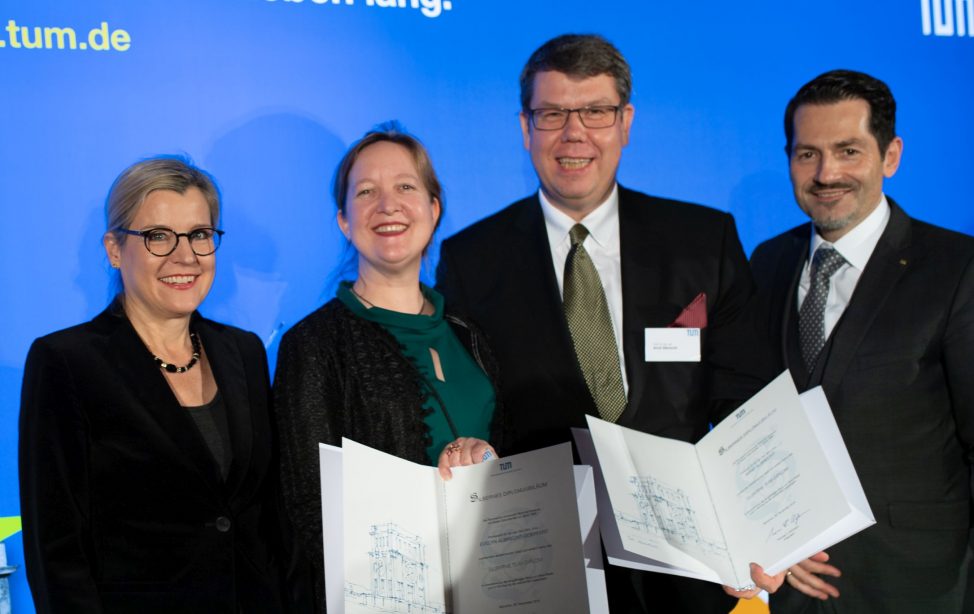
[332,121,444,235]
[784,69,897,157]
[519,34,632,111]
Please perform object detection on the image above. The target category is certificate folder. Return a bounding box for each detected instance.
[319,439,594,613]
[574,371,874,590]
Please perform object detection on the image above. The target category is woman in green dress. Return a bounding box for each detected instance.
[274,124,504,611]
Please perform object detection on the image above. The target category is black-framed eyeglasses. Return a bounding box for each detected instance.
[116,227,225,257]
[528,105,622,130]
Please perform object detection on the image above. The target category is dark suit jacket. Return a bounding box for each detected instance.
[437,186,753,612]
[19,305,310,614]
[745,200,974,613]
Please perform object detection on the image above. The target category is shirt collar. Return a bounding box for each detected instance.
[809,195,890,271]
[539,184,620,249]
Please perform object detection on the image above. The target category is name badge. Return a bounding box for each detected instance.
[644,328,701,362]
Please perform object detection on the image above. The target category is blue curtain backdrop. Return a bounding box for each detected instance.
[2,0,972,610]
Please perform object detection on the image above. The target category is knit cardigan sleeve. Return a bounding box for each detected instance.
[272,307,344,612]
[273,300,509,611]
[272,300,434,611]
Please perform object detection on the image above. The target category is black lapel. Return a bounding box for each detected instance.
[618,186,666,420]
[107,311,225,492]
[820,201,913,397]
[510,196,592,401]
[195,316,255,502]
[777,229,811,371]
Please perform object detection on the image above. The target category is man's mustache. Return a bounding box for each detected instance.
[810,181,855,193]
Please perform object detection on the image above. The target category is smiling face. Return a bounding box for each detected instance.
[789,99,902,242]
[520,70,634,221]
[104,187,215,323]
[338,140,441,280]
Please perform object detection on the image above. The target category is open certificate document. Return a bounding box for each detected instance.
[577,371,875,590]
[319,439,591,613]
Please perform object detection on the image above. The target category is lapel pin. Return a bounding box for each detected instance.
[899,259,908,266]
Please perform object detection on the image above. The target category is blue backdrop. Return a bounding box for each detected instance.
[2,0,972,610]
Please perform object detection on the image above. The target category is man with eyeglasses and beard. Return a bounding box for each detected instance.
[740,69,974,613]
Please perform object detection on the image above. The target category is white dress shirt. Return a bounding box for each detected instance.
[539,185,628,394]
[797,195,891,338]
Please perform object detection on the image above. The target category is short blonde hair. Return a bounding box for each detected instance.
[106,156,220,242]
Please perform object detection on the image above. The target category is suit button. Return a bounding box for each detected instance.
[215,516,232,532]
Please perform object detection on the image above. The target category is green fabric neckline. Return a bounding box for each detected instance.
[337,281,444,331]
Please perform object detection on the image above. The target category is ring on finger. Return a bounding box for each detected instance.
[447,443,462,454]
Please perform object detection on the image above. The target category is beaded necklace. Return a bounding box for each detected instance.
[153,332,201,374]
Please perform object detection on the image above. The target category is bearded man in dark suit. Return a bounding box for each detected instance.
[436,33,752,613]
[744,69,974,613]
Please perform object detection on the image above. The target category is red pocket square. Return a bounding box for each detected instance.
[669,292,707,328]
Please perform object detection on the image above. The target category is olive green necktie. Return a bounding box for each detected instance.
[563,224,627,422]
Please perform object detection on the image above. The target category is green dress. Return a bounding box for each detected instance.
[337,282,495,463]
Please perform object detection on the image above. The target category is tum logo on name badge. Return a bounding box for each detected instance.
[922,0,974,37]
[499,461,512,471]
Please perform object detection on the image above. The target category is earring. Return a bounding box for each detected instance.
[111,261,120,269]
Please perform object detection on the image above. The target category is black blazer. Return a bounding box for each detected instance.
[437,186,753,612]
[746,200,974,613]
[19,306,309,613]
[437,186,754,452]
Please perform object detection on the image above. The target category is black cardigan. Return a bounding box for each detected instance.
[272,298,505,611]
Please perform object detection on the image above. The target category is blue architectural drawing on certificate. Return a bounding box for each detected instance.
[345,523,447,614]
[618,476,727,555]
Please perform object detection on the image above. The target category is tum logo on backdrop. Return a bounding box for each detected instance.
[922,0,974,36]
